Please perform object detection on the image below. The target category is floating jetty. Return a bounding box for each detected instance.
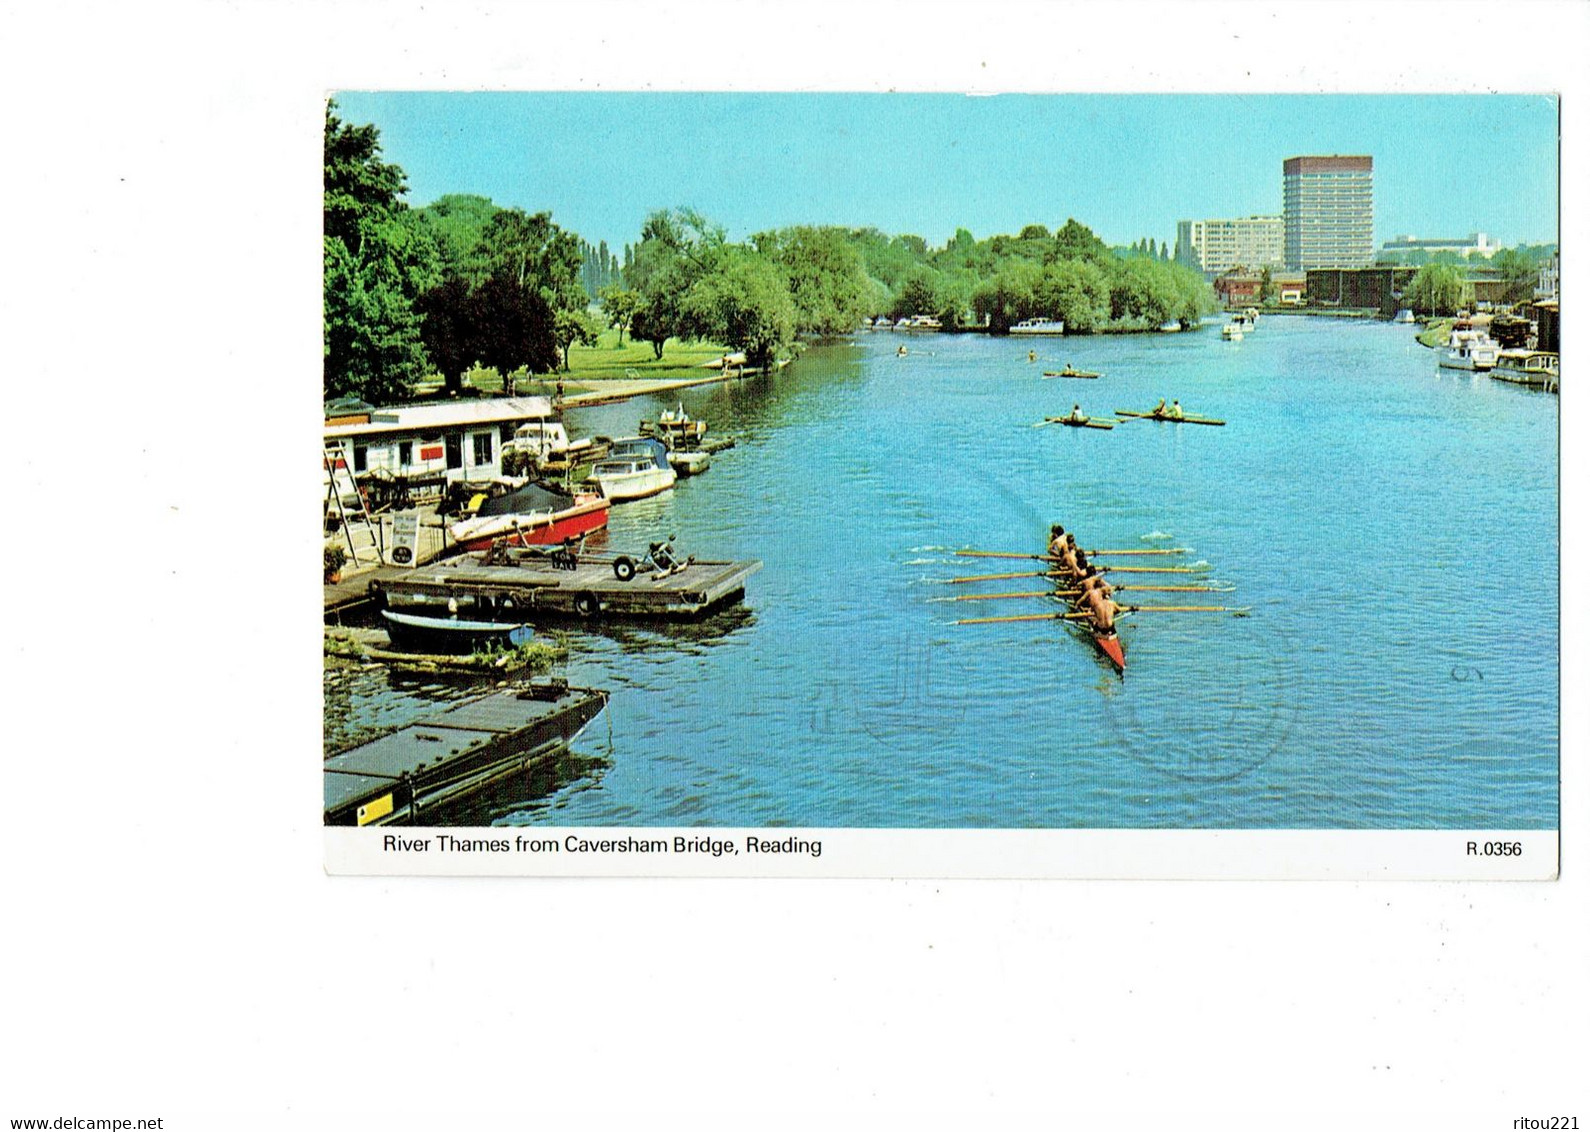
[373,553,762,622]
[324,681,609,826]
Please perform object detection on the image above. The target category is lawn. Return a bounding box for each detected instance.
[411,330,731,398]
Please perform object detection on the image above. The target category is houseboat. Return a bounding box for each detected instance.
[585,437,678,502]
[1489,350,1559,392]
[1009,317,1066,336]
[448,480,611,552]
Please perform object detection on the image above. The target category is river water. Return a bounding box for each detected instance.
[325,316,1559,829]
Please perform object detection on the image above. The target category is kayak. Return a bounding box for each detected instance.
[1115,409,1226,426]
[1045,416,1115,430]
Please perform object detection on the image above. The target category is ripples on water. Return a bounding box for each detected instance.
[324,319,1558,828]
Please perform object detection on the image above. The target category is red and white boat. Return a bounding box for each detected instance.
[448,481,609,552]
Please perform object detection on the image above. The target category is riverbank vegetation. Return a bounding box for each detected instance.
[325,106,1217,405]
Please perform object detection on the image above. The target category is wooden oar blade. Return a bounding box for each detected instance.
[953,612,1063,626]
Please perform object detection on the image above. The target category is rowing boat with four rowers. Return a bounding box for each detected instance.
[946,528,1247,676]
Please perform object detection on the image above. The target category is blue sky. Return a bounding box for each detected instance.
[333,92,1560,254]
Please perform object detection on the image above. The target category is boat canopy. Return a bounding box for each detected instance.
[606,437,671,465]
[476,480,579,517]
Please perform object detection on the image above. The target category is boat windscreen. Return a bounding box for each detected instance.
[607,437,670,463]
[476,481,575,517]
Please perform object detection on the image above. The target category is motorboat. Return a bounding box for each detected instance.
[1222,323,1245,341]
[640,403,708,446]
[585,437,678,501]
[1009,317,1066,336]
[509,413,607,473]
[1438,329,1499,371]
[894,315,943,332]
[448,480,610,552]
[1394,309,1416,324]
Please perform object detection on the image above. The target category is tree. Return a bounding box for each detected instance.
[598,285,643,345]
[765,226,873,335]
[1490,247,1539,304]
[553,309,604,371]
[415,194,500,278]
[415,206,586,393]
[1258,266,1275,303]
[892,269,942,320]
[323,102,438,403]
[1052,218,1111,263]
[681,249,796,371]
[1405,263,1468,316]
[626,208,725,358]
[1019,224,1051,241]
[972,260,1040,332]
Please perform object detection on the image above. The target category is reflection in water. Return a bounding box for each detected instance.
[325,321,1557,829]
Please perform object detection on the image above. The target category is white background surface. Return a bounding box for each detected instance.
[2,2,1585,1126]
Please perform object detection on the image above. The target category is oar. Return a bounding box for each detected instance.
[939,590,1054,602]
[1118,604,1251,614]
[1054,585,1235,595]
[954,611,1074,626]
[954,549,1189,559]
[949,570,1054,583]
[949,565,1208,583]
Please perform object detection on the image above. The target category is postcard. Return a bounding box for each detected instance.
[321,92,1559,878]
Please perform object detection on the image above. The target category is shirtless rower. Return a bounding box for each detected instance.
[1074,565,1113,601]
[1048,526,1081,576]
[1072,582,1122,635]
[1151,397,1168,418]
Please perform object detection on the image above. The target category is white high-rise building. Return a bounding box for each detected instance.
[1283,155,1375,270]
[1175,216,1284,277]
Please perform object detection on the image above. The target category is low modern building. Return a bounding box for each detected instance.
[1175,216,1284,277]
[1379,233,1502,261]
[1304,267,1416,309]
[1284,155,1375,270]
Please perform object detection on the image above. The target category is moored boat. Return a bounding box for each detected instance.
[1222,323,1245,341]
[380,609,535,649]
[667,448,711,475]
[1439,328,1500,371]
[640,403,709,446]
[585,437,678,501]
[1489,350,1559,391]
[448,480,610,552]
[1010,317,1066,336]
[894,315,943,332]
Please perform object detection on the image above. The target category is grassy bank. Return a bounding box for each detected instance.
[1417,319,1454,349]
[412,330,732,398]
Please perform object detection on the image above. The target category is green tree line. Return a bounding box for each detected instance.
[325,107,1218,404]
